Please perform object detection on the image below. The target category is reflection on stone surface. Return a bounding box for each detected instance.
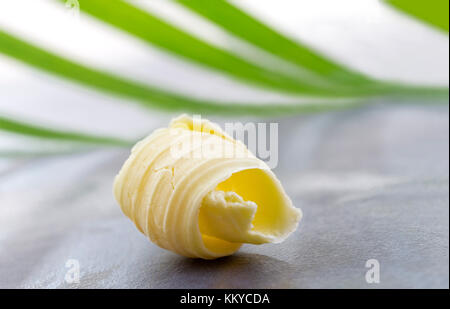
[0,104,448,288]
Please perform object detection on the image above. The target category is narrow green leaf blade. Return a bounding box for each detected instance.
[0,30,369,116]
[177,0,374,86]
[387,0,449,32]
[73,0,389,96]
[0,114,131,146]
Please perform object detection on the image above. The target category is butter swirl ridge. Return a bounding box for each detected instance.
[114,115,302,259]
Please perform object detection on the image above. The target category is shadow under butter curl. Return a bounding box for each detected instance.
[158,252,297,288]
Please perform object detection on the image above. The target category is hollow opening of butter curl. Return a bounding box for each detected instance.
[198,168,302,253]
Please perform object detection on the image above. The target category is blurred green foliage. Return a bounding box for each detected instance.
[0,0,448,154]
[387,0,449,32]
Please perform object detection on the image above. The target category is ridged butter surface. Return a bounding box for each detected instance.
[113,115,302,259]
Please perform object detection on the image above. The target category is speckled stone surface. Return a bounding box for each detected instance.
[0,104,448,288]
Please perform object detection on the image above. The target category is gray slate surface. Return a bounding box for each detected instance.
[0,104,448,288]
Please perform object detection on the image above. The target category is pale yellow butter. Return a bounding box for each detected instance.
[113,115,302,259]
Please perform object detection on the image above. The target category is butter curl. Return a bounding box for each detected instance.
[113,115,302,259]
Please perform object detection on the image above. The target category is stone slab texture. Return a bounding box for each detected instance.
[0,104,448,288]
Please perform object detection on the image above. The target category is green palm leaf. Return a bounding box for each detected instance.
[176,0,374,86]
[387,0,449,32]
[0,114,130,146]
[0,30,367,117]
[0,0,448,154]
[74,0,447,97]
[75,0,420,97]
